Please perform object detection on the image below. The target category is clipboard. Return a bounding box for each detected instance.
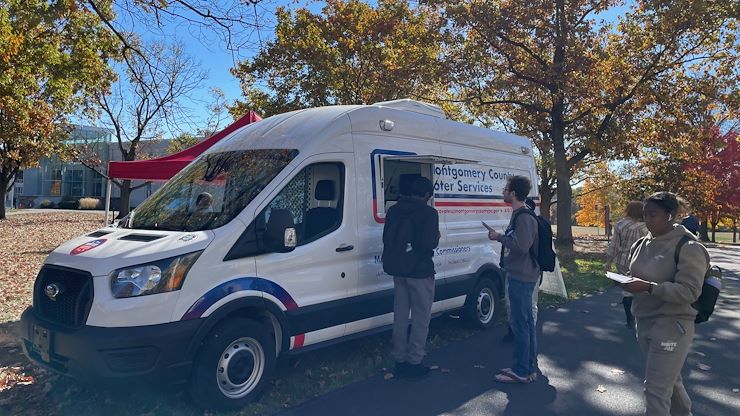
[605,272,635,284]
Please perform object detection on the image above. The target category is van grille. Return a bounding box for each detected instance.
[33,266,94,328]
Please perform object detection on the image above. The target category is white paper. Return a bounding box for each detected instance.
[605,272,634,284]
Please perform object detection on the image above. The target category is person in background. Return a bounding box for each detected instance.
[677,197,700,237]
[489,176,539,384]
[605,201,648,328]
[622,191,708,416]
[195,192,214,212]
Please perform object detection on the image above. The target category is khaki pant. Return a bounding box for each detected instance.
[637,317,695,416]
[391,276,435,365]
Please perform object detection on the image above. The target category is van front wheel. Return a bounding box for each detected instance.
[188,317,276,411]
[464,278,498,329]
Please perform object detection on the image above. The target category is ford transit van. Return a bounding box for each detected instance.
[21,99,539,410]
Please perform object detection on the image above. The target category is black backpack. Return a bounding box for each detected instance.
[675,236,722,323]
[382,213,418,276]
[631,236,722,323]
[511,209,557,272]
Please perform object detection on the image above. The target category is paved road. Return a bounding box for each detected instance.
[280,246,740,416]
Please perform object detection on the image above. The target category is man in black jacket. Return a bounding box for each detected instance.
[382,176,440,380]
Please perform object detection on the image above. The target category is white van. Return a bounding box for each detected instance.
[21,99,539,410]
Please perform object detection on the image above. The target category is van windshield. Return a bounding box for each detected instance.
[125,149,299,231]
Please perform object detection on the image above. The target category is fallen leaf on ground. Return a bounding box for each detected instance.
[694,351,706,357]
[473,364,485,369]
[580,310,590,314]
[383,373,393,380]
[440,368,450,374]
[0,367,35,391]
[710,338,717,341]
[610,303,619,307]
[596,385,607,393]
[609,369,625,375]
[429,365,439,370]
[697,364,712,371]
[732,388,739,393]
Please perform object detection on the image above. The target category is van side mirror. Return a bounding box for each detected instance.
[263,209,296,253]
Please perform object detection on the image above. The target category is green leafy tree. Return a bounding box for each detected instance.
[0,0,116,219]
[167,133,200,154]
[230,0,452,117]
[624,73,738,241]
[429,0,737,249]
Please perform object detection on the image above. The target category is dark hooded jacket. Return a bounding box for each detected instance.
[382,197,440,278]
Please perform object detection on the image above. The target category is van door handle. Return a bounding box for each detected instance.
[336,244,354,252]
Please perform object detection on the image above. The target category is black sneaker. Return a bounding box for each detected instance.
[394,362,410,378]
[403,363,431,380]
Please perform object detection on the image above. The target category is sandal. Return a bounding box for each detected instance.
[495,369,532,384]
[499,368,537,382]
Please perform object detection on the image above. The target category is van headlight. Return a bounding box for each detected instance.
[109,251,202,298]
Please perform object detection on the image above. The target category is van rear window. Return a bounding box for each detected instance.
[125,149,298,231]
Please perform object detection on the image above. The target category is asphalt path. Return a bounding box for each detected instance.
[280,245,740,416]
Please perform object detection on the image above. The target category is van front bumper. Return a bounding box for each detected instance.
[20,307,203,384]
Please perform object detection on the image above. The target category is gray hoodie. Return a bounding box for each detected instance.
[499,207,540,283]
[630,224,709,321]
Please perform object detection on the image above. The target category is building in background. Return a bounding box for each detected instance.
[8,125,170,210]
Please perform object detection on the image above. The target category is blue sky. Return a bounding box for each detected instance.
[126,0,632,137]
[138,0,325,132]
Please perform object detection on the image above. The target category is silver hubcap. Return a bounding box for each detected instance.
[477,287,494,324]
[216,337,265,399]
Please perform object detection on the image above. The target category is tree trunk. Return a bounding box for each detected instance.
[699,218,710,242]
[733,218,737,243]
[551,101,573,250]
[118,179,132,218]
[711,224,716,243]
[554,162,574,249]
[539,186,553,222]
[0,175,9,220]
[0,192,6,220]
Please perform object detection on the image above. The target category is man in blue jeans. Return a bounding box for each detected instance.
[488,175,540,383]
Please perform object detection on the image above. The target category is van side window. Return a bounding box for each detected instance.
[225,162,345,260]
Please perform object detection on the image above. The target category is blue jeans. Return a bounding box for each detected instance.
[508,279,537,377]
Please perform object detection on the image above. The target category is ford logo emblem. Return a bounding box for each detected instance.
[45,283,62,301]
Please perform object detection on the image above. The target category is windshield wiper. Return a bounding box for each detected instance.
[132,224,186,232]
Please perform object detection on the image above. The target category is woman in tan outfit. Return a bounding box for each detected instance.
[623,192,708,416]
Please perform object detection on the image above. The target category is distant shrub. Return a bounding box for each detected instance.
[78,197,101,210]
[57,198,79,209]
[37,200,54,209]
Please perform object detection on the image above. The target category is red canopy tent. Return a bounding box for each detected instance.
[104,111,262,222]
[108,111,262,181]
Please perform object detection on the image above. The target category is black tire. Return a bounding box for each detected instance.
[188,317,276,411]
[464,277,499,329]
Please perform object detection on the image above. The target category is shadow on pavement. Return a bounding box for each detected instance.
[279,246,740,416]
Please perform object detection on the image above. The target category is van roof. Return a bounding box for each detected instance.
[210,100,532,156]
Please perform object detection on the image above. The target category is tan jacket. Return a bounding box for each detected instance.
[630,224,708,321]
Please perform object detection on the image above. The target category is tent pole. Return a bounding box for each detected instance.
[104,179,112,225]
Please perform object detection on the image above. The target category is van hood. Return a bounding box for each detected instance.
[44,227,214,277]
